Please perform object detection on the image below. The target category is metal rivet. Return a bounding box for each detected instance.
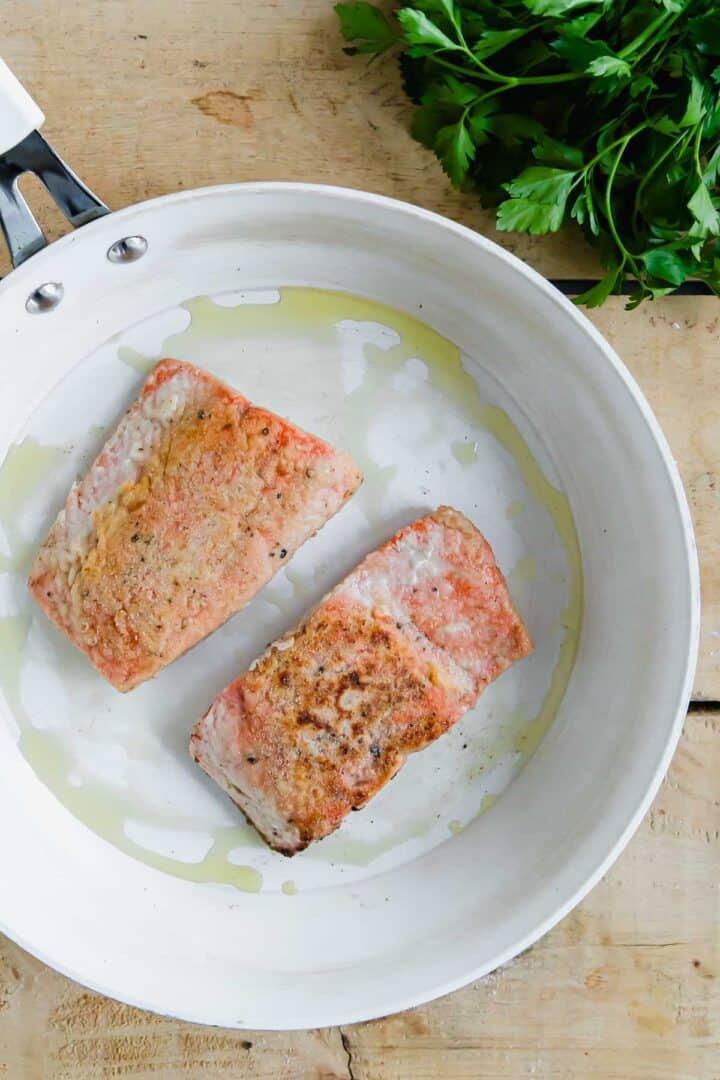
[107,236,148,264]
[26,282,64,314]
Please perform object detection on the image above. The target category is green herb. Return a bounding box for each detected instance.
[336,0,720,307]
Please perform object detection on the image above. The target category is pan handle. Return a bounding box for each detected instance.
[0,58,109,268]
[0,59,44,157]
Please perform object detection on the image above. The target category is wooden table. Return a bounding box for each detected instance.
[1,4,718,1077]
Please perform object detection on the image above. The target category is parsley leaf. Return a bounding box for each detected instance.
[338,0,720,305]
[473,28,530,60]
[500,167,577,233]
[335,2,396,55]
[689,12,720,56]
[397,8,457,50]
[524,0,606,15]
[497,196,566,234]
[504,166,577,205]
[574,264,622,308]
[680,76,707,127]
[641,247,695,285]
[688,179,720,233]
[551,34,612,72]
[586,55,631,79]
[533,137,584,168]
[435,118,476,184]
[486,114,545,147]
[704,144,720,185]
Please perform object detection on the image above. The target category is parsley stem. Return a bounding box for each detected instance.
[429,46,582,86]
[603,134,643,281]
[448,14,515,85]
[620,1,697,66]
[507,72,581,86]
[577,122,647,183]
[426,54,498,81]
[631,128,691,236]
[449,12,578,86]
[693,122,704,185]
[426,23,582,88]
[473,84,508,109]
[444,12,517,85]
[618,10,673,60]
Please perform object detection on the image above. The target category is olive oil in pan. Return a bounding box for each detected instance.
[465,703,550,782]
[18,724,265,892]
[0,438,65,573]
[510,555,538,586]
[0,615,31,726]
[311,810,444,868]
[451,439,479,465]
[117,346,156,377]
[0,287,582,887]
[162,291,434,531]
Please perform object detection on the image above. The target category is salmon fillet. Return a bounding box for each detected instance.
[190,507,533,854]
[28,359,362,692]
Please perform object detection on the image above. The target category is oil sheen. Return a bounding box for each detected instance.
[0,287,582,891]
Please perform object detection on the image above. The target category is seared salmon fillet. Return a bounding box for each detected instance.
[190,507,533,854]
[29,359,362,692]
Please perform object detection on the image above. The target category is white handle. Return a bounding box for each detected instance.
[0,59,44,157]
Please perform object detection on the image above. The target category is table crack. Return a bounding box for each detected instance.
[340,1027,356,1080]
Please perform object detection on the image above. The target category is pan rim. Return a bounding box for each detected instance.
[0,181,700,1029]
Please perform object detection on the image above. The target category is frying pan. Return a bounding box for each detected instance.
[0,60,699,1029]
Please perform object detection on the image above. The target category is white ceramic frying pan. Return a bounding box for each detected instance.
[0,60,699,1029]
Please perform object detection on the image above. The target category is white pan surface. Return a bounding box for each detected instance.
[0,185,698,1028]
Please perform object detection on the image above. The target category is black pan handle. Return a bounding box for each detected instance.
[0,132,110,268]
[0,58,109,268]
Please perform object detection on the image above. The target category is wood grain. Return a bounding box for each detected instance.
[587,298,720,702]
[0,2,718,1075]
[1,708,718,1079]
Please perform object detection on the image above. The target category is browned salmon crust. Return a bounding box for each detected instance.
[28,359,362,691]
[190,507,533,854]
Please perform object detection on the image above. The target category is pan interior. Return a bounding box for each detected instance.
[0,286,580,895]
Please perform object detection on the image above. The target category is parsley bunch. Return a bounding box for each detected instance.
[336,0,720,306]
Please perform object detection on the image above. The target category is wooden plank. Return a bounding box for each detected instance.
[587,298,720,702]
[0,948,349,1079]
[1,709,718,1078]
